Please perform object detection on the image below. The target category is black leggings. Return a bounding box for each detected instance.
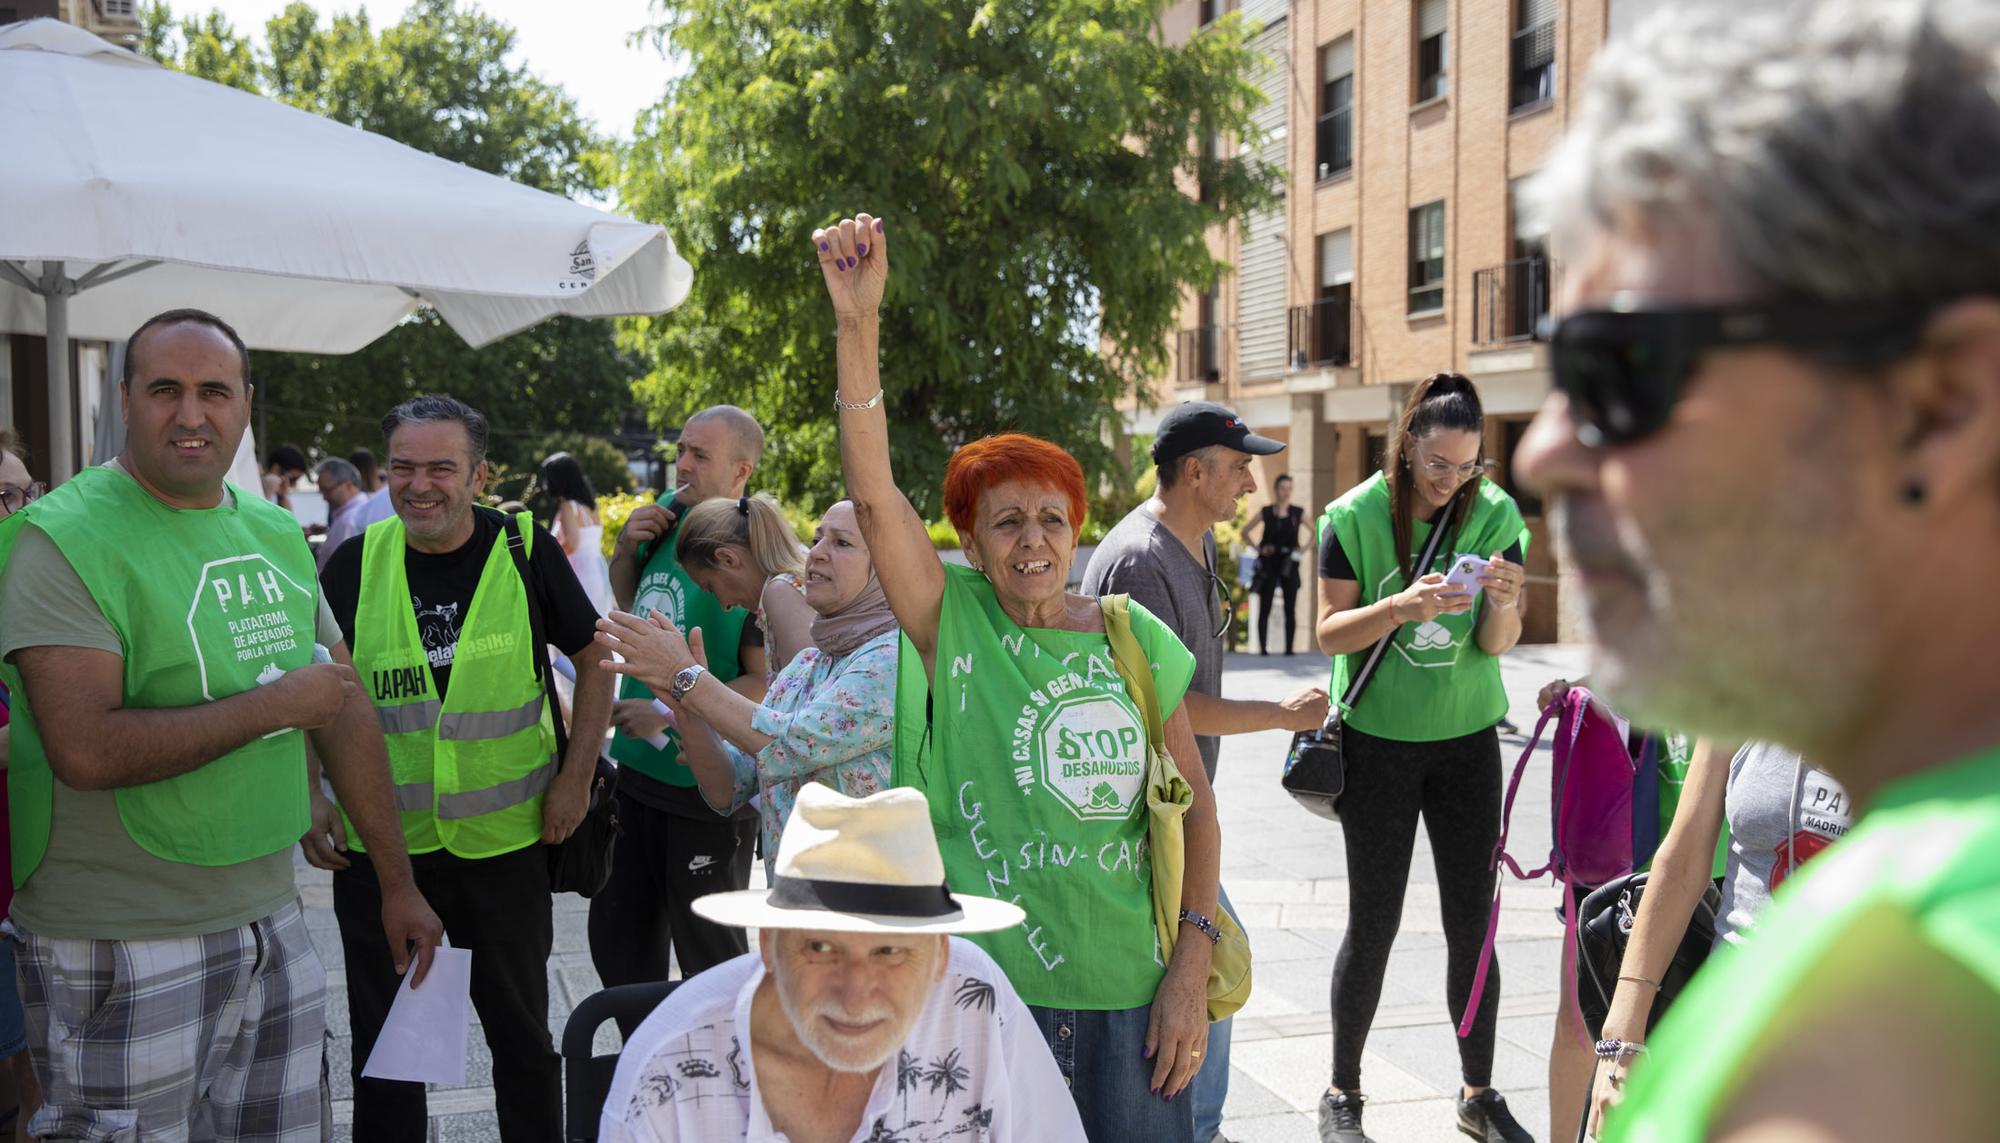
[1255,562,1300,653]
[1330,723,1502,1091]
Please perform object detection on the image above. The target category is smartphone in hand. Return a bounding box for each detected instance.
[1442,554,1489,600]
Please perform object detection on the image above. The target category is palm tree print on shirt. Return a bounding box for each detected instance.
[952,977,996,1014]
[925,1049,970,1120]
[895,1048,923,1122]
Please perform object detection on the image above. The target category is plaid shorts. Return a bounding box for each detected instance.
[13,899,330,1142]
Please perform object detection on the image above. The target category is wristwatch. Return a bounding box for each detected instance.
[669,663,708,702]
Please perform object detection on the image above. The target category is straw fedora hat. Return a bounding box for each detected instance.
[694,785,1025,934]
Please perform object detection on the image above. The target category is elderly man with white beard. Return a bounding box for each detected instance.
[600,785,1086,1143]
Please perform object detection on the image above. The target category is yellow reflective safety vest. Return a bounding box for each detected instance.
[349,512,556,858]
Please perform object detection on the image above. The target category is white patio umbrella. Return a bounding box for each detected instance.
[0,18,693,479]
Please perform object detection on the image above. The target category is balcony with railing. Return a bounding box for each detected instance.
[1471,256,1554,345]
[1286,298,1354,372]
[1176,324,1222,385]
[1315,106,1353,183]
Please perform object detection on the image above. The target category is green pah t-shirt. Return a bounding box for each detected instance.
[1318,473,1528,742]
[893,564,1195,1010]
[608,515,748,787]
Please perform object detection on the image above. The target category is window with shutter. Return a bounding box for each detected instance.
[1416,0,1448,103]
[1511,0,1557,110]
[1317,36,1355,180]
[1409,202,1445,314]
[1310,229,1354,365]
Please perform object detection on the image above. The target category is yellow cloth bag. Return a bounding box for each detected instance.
[1099,595,1254,1022]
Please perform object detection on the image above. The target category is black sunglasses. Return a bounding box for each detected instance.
[1545,297,1942,446]
[1206,571,1235,642]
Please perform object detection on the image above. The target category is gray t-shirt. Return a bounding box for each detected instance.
[1715,741,1854,947]
[0,460,339,939]
[1080,507,1223,779]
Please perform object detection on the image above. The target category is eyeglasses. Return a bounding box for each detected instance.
[1546,297,1940,447]
[0,482,45,515]
[1419,455,1487,480]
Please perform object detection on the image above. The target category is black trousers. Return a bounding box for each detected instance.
[1328,724,1503,1091]
[1255,560,1300,653]
[333,843,559,1143]
[587,783,755,1005]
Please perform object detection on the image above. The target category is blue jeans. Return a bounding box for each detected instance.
[1191,886,1236,1141]
[1029,1001,1194,1143]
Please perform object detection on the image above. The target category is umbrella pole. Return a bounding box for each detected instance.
[43,263,76,483]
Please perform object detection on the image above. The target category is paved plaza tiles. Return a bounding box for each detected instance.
[305,642,1588,1142]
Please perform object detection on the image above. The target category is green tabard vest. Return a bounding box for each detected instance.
[350,513,556,858]
[608,515,747,786]
[0,467,313,878]
[892,563,1197,1010]
[1317,472,1529,742]
[1606,747,2000,1142]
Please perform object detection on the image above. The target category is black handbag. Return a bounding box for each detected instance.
[1572,871,1722,1040]
[1281,498,1457,820]
[505,515,621,897]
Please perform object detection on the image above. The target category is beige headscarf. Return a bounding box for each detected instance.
[810,570,899,658]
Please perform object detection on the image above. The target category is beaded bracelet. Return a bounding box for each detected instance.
[1178,908,1222,945]
[1593,1039,1647,1060]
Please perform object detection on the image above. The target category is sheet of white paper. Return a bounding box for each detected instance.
[360,944,472,1086]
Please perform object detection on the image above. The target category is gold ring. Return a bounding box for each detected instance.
[1191,1050,1203,1058]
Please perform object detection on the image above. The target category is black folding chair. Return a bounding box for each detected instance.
[561,979,680,1142]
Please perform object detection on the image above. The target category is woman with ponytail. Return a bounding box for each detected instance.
[673,492,818,678]
[1310,373,1535,1143]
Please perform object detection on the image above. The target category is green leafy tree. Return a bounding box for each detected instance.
[619,0,1280,517]
[139,0,639,477]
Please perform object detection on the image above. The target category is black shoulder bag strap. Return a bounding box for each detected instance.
[504,513,570,763]
[1330,496,1458,724]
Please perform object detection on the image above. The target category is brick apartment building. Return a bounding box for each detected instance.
[1135,0,1667,643]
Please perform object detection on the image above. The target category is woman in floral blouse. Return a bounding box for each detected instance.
[596,500,899,868]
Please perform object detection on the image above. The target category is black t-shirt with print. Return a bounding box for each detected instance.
[321,506,601,701]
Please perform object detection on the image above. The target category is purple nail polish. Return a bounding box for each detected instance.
[857,243,869,256]
[874,219,884,232]
[819,241,829,251]
[839,258,851,270]
[1143,1045,1154,1059]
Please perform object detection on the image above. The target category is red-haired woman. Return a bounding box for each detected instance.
[813,213,1219,1143]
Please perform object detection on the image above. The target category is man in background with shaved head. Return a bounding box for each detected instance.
[596,405,772,993]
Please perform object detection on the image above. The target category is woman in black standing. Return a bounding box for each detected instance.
[1243,473,1304,654]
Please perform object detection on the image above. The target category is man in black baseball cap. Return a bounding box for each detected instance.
[1082,400,1328,1143]
[1150,401,1287,469]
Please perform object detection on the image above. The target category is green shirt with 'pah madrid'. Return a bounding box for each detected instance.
[894,564,1195,1010]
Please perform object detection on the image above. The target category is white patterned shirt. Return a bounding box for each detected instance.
[600,937,1085,1143]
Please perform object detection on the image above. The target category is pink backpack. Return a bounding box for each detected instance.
[1458,685,1639,1037]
